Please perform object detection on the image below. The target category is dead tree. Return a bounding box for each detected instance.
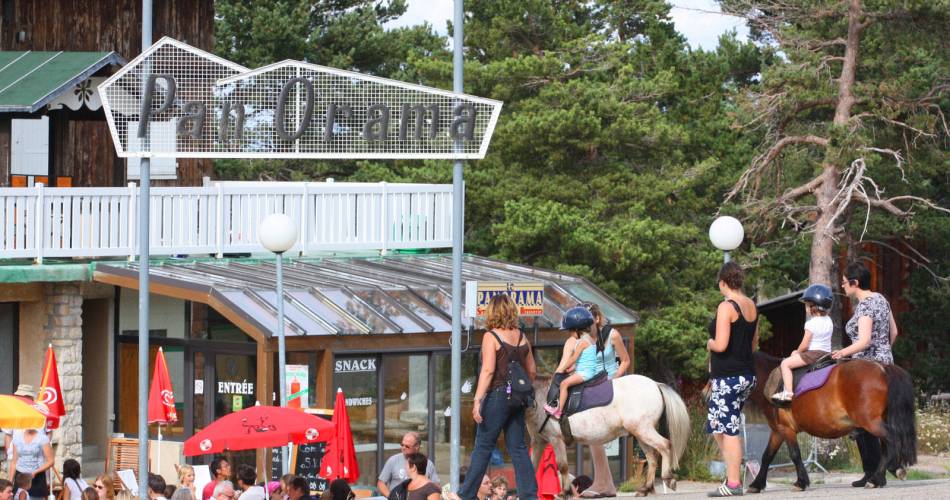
[720,0,949,285]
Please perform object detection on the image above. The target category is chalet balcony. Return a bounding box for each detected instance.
[0,181,455,263]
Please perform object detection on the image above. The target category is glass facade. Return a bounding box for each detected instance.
[333,355,379,487]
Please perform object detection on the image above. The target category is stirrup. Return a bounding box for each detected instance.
[771,390,793,402]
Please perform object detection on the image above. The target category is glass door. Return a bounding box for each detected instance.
[210,352,257,472]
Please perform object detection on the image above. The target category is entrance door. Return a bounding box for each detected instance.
[191,350,257,469]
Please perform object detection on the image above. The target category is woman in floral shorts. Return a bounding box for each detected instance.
[705,261,758,497]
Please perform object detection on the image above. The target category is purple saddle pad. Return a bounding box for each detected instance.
[567,376,614,416]
[795,365,835,396]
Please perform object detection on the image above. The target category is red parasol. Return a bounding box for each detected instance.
[37,345,65,429]
[320,389,360,483]
[183,405,334,456]
[535,444,561,500]
[148,348,178,424]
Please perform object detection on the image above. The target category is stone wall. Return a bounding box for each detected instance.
[44,283,84,467]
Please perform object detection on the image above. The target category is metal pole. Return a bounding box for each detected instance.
[138,2,152,497]
[724,251,731,263]
[276,251,288,474]
[450,0,464,492]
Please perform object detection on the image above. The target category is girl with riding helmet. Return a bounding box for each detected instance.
[544,305,601,419]
[771,284,834,403]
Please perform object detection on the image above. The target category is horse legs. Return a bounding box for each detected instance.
[785,438,810,491]
[634,439,657,497]
[747,430,784,494]
[629,422,676,492]
[550,436,572,495]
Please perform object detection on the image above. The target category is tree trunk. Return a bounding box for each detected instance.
[810,0,864,286]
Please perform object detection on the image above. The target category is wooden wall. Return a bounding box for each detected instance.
[0,0,214,187]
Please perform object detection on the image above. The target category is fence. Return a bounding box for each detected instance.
[0,181,454,263]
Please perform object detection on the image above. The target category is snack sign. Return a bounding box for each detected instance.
[465,281,544,317]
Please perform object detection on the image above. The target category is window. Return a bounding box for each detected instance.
[333,356,379,486]
[11,117,49,176]
[0,303,17,394]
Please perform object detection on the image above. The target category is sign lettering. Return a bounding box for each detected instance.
[334,358,377,373]
[99,38,503,160]
[465,281,545,317]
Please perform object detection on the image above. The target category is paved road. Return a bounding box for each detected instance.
[613,479,950,499]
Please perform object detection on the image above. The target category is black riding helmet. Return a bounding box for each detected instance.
[800,283,833,311]
[560,305,594,331]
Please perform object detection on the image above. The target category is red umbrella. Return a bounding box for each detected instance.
[320,389,360,483]
[37,345,65,429]
[148,348,178,424]
[535,444,561,500]
[184,405,334,456]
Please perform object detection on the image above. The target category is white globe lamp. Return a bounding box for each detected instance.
[709,216,744,262]
[259,213,298,254]
[258,212,297,475]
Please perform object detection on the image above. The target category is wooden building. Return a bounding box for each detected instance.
[0,0,215,188]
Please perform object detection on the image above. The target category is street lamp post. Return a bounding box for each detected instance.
[709,216,744,263]
[259,212,298,474]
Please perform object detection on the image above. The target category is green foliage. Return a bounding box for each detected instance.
[212,1,947,387]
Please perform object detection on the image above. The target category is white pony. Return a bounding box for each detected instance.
[527,374,690,497]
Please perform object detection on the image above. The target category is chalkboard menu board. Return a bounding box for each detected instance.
[294,442,328,493]
[271,447,284,483]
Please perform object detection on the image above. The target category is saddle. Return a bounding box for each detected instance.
[765,355,838,405]
[546,371,614,417]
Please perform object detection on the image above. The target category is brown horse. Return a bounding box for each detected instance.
[745,352,917,492]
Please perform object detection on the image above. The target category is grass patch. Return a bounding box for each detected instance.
[674,396,718,482]
[918,403,950,456]
[905,469,939,481]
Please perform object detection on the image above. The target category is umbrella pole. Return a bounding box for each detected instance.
[157,424,162,477]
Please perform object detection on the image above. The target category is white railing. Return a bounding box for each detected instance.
[0,181,454,262]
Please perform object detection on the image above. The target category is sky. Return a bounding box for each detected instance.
[384,0,749,51]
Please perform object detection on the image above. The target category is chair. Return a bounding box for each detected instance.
[105,438,151,492]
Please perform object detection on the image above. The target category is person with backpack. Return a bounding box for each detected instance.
[458,294,538,500]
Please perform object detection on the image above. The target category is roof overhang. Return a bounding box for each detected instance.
[92,254,638,342]
[0,51,126,113]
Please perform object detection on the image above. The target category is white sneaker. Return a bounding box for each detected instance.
[771,390,793,403]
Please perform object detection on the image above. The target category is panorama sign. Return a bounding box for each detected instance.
[99,38,503,159]
[465,281,545,317]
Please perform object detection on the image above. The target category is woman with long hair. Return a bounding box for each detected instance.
[61,459,89,500]
[92,475,114,500]
[458,294,537,500]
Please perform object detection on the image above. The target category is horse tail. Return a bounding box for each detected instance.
[883,364,917,468]
[657,383,690,470]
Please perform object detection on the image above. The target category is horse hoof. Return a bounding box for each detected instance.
[896,468,907,480]
[791,484,805,492]
[746,486,761,494]
[666,479,677,491]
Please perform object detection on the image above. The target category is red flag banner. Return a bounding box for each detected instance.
[148,348,178,424]
[38,345,66,429]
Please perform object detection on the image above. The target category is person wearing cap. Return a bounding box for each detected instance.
[772,284,835,403]
[543,305,599,419]
[3,385,39,460]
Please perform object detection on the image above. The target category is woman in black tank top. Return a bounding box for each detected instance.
[705,261,759,497]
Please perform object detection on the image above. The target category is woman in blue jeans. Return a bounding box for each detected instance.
[459,294,538,500]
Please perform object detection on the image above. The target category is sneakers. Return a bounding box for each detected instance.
[708,482,743,497]
[771,390,793,403]
[543,403,562,418]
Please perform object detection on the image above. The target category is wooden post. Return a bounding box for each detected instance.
[314,349,334,409]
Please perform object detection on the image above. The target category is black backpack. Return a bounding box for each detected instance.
[489,330,535,411]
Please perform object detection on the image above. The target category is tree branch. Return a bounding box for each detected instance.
[865,240,949,282]
[726,135,830,203]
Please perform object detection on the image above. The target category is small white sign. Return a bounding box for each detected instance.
[116,469,138,495]
[194,380,204,395]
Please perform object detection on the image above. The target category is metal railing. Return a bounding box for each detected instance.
[0,181,454,263]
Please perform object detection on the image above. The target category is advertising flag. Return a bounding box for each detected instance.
[148,348,178,424]
[38,345,65,429]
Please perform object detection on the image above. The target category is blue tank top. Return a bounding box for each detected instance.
[574,335,601,380]
[600,341,618,377]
